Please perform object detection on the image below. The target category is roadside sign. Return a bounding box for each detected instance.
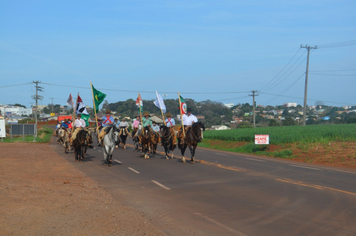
[0,120,6,138]
[255,134,269,145]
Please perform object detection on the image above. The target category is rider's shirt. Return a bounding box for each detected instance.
[165,118,175,127]
[74,118,86,128]
[114,121,120,129]
[133,119,140,128]
[119,121,129,128]
[182,114,198,126]
[101,115,114,127]
[142,117,152,127]
[152,124,160,132]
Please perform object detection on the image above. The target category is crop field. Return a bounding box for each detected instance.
[204,124,356,144]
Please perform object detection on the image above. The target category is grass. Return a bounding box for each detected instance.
[1,127,53,143]
[204,123,356,144]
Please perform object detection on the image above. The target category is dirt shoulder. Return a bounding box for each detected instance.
[0,142,165,236]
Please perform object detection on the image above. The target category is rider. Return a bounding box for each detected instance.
[164,113,177,147]
[142,112,152,128]
[151,121,160,132]
[119,118,130,135]
[113,117,120,129]
[178,108,200,140]
[70,113,86,145]
[96,110,115,145]
[165,113,175,127]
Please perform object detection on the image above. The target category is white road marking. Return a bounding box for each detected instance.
[290,165,320,170]
[128,167,140,174]
[194,213,247,235]
[215,153,227,156]
[151,180,170,190]
[98,150,102,152]
[114,159,122,164]
[245,158,265,162]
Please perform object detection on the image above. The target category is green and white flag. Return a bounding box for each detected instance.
[92,84,106,113]
[76,95,90,127]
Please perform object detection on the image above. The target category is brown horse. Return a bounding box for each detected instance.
[72,129,91,162]
[140,126,153,159]
[132,127,141,152]
[178,122,205,163]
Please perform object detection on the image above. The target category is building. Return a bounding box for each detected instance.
[283,103,297,108]
[224,103,234,108]
[0,105,32,117]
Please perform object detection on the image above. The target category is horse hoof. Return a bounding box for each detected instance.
[108,164,112,167]
[182,159,186,163]
[191,160,195,164]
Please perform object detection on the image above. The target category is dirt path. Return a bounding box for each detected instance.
[0,142,165,236]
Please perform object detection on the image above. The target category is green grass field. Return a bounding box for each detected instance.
[1,127,53,143]
[204,124,356,144]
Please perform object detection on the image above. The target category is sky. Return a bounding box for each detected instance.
[1,0,356,109]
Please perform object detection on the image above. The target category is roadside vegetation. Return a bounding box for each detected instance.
[1,127,52,143]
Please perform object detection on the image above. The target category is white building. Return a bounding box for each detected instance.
[0,105,33,117]
[224,103,234,108]
[283,103,297,108]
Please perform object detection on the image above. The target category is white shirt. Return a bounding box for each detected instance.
[182,113,198,126]
[74,118,86,128]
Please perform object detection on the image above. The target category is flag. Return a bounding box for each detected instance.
[179,95,187,114]
[136,93,143,112]
[66,94,73,108]
[92,84,106,113]
[76,95,90,127]
[153,91,166,113]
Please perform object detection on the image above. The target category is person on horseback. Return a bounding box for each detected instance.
[151,121,160,132]
[178,108,201,141]
[97,110,115,146]
[164,113,177,147]
[70,113,86,145]
[165,113,175,127]
[114,117,120,129]
[119,118,130,131]
[142,112,152,128]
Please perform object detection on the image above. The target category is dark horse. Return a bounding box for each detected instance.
[178,122,205,163]
[132,127,141,152]
[160,125,176,159]
[140,126,153,159]
[72,129,92,162]
[118,127,130,149]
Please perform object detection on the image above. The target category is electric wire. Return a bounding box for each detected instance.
[317,39,356,49]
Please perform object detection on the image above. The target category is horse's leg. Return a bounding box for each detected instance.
[181,143,187,163]
[188,144,196,164]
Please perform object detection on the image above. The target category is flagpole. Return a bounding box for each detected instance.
[156,91,166,125]
[178,92,185,137]
[71,93,79,136]
[90,82,99,134]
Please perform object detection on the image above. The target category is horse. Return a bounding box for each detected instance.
[132,127,141,152]
[159,125,176,159]
[118,127,130,149]
[177,122,205,163]
[72,129,91,162]
[101,126,120,166]
[150,131,160,154]
[140,126,153,159]
[58,128,71,153]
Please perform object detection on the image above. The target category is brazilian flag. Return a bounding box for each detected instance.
[92,84,106,113]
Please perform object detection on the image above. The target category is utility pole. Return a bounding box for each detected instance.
[50,98,54,113]
[300,44,317,126]
[32,81,43,139]
[249,90,258,128]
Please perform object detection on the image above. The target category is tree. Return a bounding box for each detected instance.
[282,117,296,126]
[268,119,280,127]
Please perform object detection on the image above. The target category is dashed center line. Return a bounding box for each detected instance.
[128,167,140,174]
[151,180,170,190]
[114,159,122,164]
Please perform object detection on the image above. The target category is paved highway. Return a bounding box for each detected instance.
[51,136,356,236]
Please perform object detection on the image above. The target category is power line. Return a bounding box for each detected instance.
[0,82,32,88]
[309,73,356,76]
[318,39,356,49]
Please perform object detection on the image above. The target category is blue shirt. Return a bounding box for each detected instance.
[165,117,175,127]
[61,122,68,128]
[152,124,160,132]
[101,115,115,127]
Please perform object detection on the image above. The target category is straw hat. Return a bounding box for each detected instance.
[166,113,171,117]
[106,110,111,114]
[144,112,149,117]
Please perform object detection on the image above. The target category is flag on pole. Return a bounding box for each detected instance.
[66,94,74,108]
[76,95,90,126]
[136,93,143,111]
[179,95,187,114]
[91,84,106,113]
[153,91,166,113]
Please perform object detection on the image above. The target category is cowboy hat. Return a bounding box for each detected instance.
[143,112,149,116]
[106,110,111,114]
[166,112,171,117]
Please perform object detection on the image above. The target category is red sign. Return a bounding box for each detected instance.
[255,134,269,145]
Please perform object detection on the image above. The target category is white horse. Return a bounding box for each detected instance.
[102,126,120,167]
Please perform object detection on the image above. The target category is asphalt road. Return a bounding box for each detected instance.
[51,136,356,236]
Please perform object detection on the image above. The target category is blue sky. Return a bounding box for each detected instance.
[1,0,355,109]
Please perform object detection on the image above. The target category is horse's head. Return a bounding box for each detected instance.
[159,125,169,137]
[192,122,205,141]
[119,127,127,136]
